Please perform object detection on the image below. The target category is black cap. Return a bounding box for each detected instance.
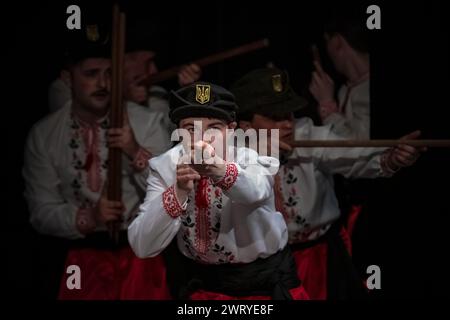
[230,68,307,118]
[63,11,111,65]
[169,82,238,124]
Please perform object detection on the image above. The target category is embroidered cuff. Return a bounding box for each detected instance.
[76,208,97,235]
[162,185,186,218]
[132,147,152,171]
[380,149,400,176]
[215,163,238,191]
[319,100,338,119]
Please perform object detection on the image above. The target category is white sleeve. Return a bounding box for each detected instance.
[323,86,370,139]
[128,169,182,258]
[48,79,71,113]
[129,107,172,190]
[147,86,176,135]
[139,110,172,156]
[312,126,387,178]
[323,106,370,140]
[295,118,388,179]
[218,152,279,205]
[23,127,84,239]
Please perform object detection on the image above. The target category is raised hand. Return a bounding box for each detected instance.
[175,154,201,203]
[309,59,338,120]
[385,130,427,171]
[94,195,125,225]
[177,64,202,87]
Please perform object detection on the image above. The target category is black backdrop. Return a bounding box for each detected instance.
[3,0,449,300]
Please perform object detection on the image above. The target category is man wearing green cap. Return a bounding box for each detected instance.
[231,67,424,299]
[128,82,309,300]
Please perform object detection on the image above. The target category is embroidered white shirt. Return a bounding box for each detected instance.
[323,78,370,139]
[128,144,288,264]
[23,103,172,239]
[279,117,390,243]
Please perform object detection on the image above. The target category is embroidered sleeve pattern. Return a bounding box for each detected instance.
[162,185,186,218]
[215,163,238,191]
[76,208,97,235]
[132,147,152,171]
[319,100,339,120]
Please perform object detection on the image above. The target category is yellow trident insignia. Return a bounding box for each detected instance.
[196,84,211,104]
[86,25,100,42]
[272,74,283,93]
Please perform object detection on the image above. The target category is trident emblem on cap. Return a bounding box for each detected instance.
[272,74,283,93]
[86,25,100,42]
[196,84,210,104]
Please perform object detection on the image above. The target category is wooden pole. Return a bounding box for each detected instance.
[288,139,450,148]
[107,4,126,243]
[146,38,270,85]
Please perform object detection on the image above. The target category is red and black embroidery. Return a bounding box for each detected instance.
[194,177,212,254]
[132,147,152,171]
[162,185,185,218]
[215,163,238,191]
[68,115,109,208]
[212,243,235,263]
[179,179,228,263]
[76,208,96,234]
[279,165,314,243]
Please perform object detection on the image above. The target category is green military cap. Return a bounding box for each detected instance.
[230,68,307,118]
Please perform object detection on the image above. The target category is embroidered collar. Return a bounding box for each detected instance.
[71,110,110,129]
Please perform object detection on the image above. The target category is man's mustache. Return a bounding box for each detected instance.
[92,90,110,96]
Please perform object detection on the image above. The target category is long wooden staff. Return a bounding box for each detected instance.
[289,140,450,148]
[107,4,126,243]
[146,38,270,85]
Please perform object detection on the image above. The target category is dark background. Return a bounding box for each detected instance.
[3,0,449,300]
